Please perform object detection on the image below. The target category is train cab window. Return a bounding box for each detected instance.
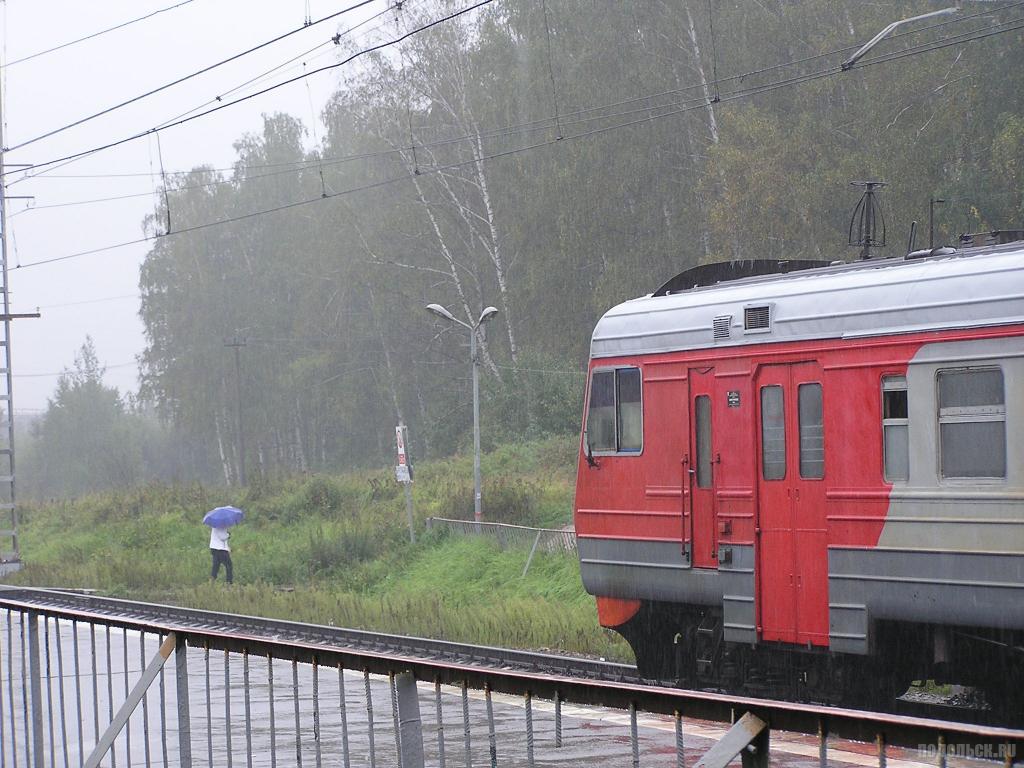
[617,368,643,451]
[882,376,909,482]
[760,386,786,480]
[587,367,642,453]
[798,383,824,479]
[937,368,1006,479]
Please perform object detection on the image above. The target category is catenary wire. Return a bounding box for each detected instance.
[13,362,137,379]
[3,0,378,153]
[1,0,197,69]
[11,0,494,173]
[23,294,140,310]
[147,2,401,132]
[8,0,1019,189]
[8,0,1016,183]
[6,5,408,191]
[12,9,1019,219]
[12,9,1020,214]
[12,14,1023,270]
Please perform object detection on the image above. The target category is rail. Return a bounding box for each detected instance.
[0,587,1021,768]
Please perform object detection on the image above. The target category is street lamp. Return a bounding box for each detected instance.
[426,303,499,523]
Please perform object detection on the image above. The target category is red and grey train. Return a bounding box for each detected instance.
[573,236,1024,713]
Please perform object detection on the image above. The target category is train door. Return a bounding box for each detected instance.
[687,368,718,568]
[756,362,829,646]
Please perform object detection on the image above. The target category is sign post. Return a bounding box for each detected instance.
[395,423,415,543]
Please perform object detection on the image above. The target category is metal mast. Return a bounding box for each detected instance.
[0,75,20,572]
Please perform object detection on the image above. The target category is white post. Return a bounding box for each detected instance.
[471,329,482,523]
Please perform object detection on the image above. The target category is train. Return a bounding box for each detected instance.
[573,233,1024,716]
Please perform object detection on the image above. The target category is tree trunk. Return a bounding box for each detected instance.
[407,169,502,378]
[683,1,719,145]
[215,413,233,486]
[294,398,309,473]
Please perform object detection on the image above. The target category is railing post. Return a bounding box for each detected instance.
[818,717,828,768]
[396,672,425,768]
[695,712,768,768]
[741,722,769,768]
[27,610,44,768]
[175,635,192,768]
[83,634,177,768]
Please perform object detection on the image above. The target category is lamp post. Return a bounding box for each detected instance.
[426,303,499,523]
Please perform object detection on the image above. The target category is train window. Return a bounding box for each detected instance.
[760,386,786,480]
[937,368,1006,479]
[587,367,642,454]
[617,368,643,452]
[587,371,616,451]
[882,377,909,482]
[695,395,712,487]
[798,383,824,479]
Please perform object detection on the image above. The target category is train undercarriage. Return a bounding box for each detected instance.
[613,600,1024,725]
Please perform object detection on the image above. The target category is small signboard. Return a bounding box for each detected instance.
[727,390,741,408]
[395,425,413,483]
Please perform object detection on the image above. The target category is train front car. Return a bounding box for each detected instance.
[573,241,1024,716]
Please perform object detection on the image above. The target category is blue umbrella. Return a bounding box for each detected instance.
[203,506,245,528]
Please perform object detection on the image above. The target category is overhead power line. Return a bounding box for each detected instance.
[28,294,139,310]
[4,0,378,153]
[6,6,406,191]
[3,3,406,191]
[145,2,400,135]
[13,362,137,379]
[9,0,1017,188]
[2,0,197,69]
[12,0,495,174]
[12,11,1024,270]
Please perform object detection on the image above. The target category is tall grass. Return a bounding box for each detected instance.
[5,436,629,661]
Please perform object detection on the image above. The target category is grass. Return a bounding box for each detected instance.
[5,435,631,662]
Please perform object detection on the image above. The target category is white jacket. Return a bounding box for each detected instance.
[209,527,231,552]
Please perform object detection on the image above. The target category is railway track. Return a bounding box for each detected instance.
[0,586,640,681]
[0,586,1011,730]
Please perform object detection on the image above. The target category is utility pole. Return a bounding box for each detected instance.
[225,335,247,486]
[0,76,40,573]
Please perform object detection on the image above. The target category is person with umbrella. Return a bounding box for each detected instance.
[204,506,244,584]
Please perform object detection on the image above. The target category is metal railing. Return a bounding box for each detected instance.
[1,588,1022,768]
[425,517,577,552]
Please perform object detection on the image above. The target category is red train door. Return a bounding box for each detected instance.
[756,362,829,646]
[688,368,718,568]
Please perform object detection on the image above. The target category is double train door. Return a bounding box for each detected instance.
[686,368,718,569]
[756,362,829,646]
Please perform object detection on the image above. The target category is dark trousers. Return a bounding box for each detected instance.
[210,549,233,583]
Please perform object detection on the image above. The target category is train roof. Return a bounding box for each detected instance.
[590,242,1024,359]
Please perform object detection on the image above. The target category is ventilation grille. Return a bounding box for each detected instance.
[713,315,732,341]
[744,305,771,332]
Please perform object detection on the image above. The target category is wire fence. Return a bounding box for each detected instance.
[425,517,577,553]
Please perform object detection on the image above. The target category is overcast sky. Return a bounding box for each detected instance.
[2,0,382,412]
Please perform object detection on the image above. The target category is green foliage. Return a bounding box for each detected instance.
[4,437,626,658]
[24,2,1020,498]
[129,2,1024,489]
[21,337,141,498]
